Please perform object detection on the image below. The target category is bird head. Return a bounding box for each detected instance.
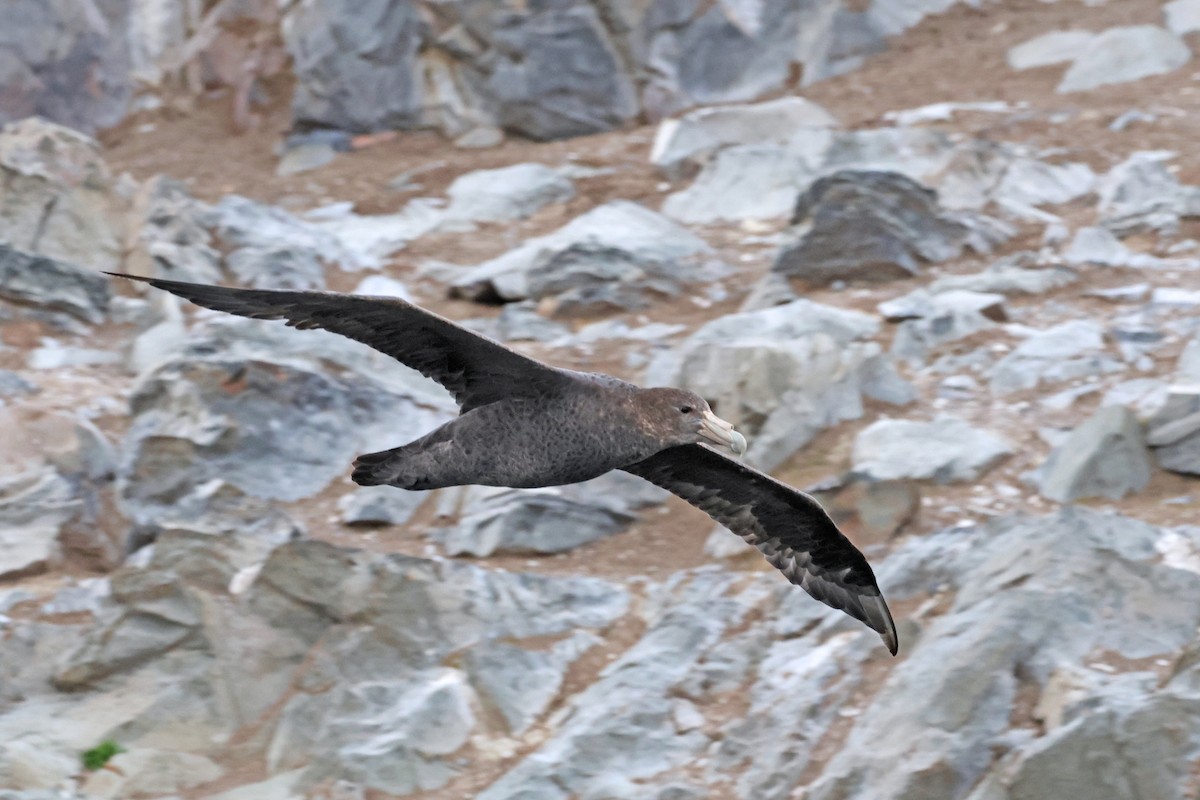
[638,388,747,455]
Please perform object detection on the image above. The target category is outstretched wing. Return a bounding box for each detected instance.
[623,444,898,655]
[109,273,573,412]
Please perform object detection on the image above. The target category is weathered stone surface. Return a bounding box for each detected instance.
[1037,406,1153,503]
[990,320,1123,395]
[878,288,1006,323]
[661,143,819,223]
[125,176,223,284]
[226,246,326,291]
[442,163,574,224]
[465,631,600,735]
[1165,0,1200,35]
[1058,26,1191,93]
[805,509,1200,800]
[1007,30,1095,71]
[0,469,79,579]
[118,321,452,528]
[1147,387,1200,475]
[650,96,838,176]
[80,748,223,797]
[206,195,364,273]
[438,472,666,557]
[648,299,913,470]
[852,417,1013,483]
[0,1,133,132]
[991,158,1095,209]
[1096,151,1200,236]
[773,171,970,285]
[338,486,428,527]
[930,256,1078,295]
[282,0,426,134]
[450,201,726,312]
[0,245,109,324]
[476,572,801,800]
[0,118,126,273]
[487,5,639,140]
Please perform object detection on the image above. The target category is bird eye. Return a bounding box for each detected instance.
[679,405,693,414]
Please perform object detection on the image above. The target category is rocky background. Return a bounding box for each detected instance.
[5,0,1200,798]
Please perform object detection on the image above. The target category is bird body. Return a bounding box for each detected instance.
[356,382,669,490]
[108,272,899,655]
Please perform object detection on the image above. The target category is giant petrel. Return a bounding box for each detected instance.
[110,273,898,654]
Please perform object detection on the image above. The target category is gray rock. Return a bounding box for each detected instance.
[773,171,970,285]
[807,509,1200,799]
[118,342,450,528]
[1064,226,1135,267]
[661,143,820,223]
[442,163,574,223]
[648,299,912,470]
[1058,26,1190,93]
[439,472,666,557]
[1096,151,1200,236]
[0,3,132,132]
[0,244,109,324]
[852,416,1014,483]
[738,273,798,312]
[990,320,1123,395]
[650,96,838,176]
[1103,378,1170,420]
[79,748,223,798]
[0,370,36,398]
[0,118,126,272]
[930,256,1078,295]
[454,126,504,149]
[476,572,780,800]
[1147,388,1200,475]
[1037,406,1153,502]
[450,201,726,312]
[877,288,1006,322]
[305,200,446,269]
[487,5,638,140]
[226,246,326,291]
[1007,30,1096,70]
[891,309,996,365]
[125,176,223,284]
[1164,0,1200,35]
[283,0,425,134]
[276,143,337,177]
[998,675,1200,800]
[991,158,1095,209]
[256,545,629,792]
[206,195,364,272]
[465,631,599,735]
[0,469,79,578]
[352,274,412,302]
[338,486,428,527]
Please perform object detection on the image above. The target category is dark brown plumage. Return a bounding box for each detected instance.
[109,272,898,655]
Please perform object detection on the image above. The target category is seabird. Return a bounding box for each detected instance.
[109,273,898,654]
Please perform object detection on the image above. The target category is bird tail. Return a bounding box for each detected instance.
[351,447,406,486]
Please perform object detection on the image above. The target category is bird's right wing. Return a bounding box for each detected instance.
[109,274,574,412]
[623,443,898,654]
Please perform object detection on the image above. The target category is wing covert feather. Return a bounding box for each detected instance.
[109,274,571,411]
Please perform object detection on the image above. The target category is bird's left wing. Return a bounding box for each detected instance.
[107,273,574,412]
[623,443,898,655]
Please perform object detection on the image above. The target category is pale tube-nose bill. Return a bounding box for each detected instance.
[700,409,747,455]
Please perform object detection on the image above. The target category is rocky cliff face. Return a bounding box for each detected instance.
[5,0,1200,798]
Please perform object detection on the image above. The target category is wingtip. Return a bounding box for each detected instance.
[863,593,900,656]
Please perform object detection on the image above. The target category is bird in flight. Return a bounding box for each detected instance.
[109,273,898,654]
